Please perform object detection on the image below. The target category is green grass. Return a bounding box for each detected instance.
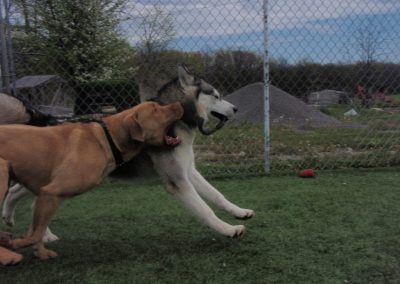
[2,169,400,283]
[195,104,400,175]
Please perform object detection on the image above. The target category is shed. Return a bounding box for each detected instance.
[308,89,351,106]
[14,75,74,109]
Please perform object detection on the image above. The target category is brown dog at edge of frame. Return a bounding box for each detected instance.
[0,101,183,262]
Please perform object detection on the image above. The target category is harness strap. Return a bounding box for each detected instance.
[48,117,125,167]
[97,120,125,167]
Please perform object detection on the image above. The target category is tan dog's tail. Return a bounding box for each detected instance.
[0,158,10,206]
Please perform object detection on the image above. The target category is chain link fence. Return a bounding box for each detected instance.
[267,0,400,173]
[1,0,400,176]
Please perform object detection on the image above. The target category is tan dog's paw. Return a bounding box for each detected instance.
[226,225,246,238]
[234,209,255,220]
[42,228,59,243]
[34,248,58,260]
[0,247,23,266]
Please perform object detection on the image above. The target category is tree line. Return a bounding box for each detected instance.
[9,0,400,102]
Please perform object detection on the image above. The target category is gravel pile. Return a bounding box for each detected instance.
[225,83,343,128]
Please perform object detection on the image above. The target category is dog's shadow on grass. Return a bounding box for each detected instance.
[66,236,234,259]
[13,233,241,268]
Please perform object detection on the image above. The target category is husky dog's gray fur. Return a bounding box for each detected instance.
[2,65,254,239]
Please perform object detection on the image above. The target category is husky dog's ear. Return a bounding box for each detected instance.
[178,64,195,87]
[126,113,145,142]
[180,63,190,72]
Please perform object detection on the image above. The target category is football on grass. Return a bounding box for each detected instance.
[298,168,315,178]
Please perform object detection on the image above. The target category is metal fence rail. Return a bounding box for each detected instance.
[1,0,400,176]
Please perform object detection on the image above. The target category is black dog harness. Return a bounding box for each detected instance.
[97,120,125,167]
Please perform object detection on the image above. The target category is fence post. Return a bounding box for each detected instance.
[263,0,270,173]
[0,0,10,94]
[4,0,17,96]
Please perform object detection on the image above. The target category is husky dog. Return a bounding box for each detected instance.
[146,65,254,237]
[3,65,254,238]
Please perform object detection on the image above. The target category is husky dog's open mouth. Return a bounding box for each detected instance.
[197,113,228,136]
[210,111,229,122]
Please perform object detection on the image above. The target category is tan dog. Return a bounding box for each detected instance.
[0,101,183,261]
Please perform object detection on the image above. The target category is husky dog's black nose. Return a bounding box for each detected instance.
[233,107,238,113]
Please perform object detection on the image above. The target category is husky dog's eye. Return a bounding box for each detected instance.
[202,89,214,95]
[207,90,219,99]
[202,89,219,100]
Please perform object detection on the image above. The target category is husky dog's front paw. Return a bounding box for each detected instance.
[234,209,255,220]
[224,225,246,238]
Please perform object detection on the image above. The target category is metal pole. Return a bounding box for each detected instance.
[3,0,17,96]
[0,0,10,94]
[262,0,270,173]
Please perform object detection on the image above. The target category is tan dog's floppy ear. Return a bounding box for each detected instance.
[127,114,145,142]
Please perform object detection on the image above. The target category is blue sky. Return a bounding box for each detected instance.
[128,0,400,64]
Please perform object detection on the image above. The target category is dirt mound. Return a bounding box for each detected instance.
[225,83,343,128]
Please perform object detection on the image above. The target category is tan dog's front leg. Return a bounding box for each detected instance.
[10,193,62,259]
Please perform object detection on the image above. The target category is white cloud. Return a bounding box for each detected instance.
[123,0,400,41]
[269,0,400,30]
[125,0,262,40]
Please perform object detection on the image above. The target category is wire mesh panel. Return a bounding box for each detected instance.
[1,1,400,176]
[268,1,400,173]
[0,0,266,177]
